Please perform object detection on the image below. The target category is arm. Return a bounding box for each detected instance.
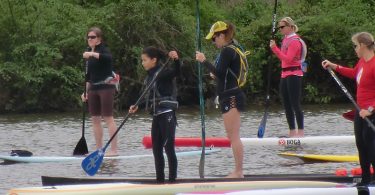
[271,40,301,64]
[322,59,358,79]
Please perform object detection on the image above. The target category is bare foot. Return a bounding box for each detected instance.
[105,151,119,157]
[288,130,297,138]
[296,130,304,137]
[225,171,244,178]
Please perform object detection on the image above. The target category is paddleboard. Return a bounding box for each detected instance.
[278,152,359,163]
[142,135,355,148]
[41,174,363,186]
[177,186,375,195]
[0,149,218,163]
[8,180,341,195]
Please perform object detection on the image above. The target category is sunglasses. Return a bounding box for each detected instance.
[278,26,287,30]
[87,35,97,40]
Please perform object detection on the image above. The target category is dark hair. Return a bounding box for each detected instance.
[142,46,166,62]
[214,21,236,42]
[87,27,103,39]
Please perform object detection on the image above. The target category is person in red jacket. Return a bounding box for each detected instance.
[322,32,375,186]
[270,17,305,137]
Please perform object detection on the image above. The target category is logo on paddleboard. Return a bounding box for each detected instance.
[278,139,301,146]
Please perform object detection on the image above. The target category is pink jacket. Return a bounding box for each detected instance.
[271,33,303,78]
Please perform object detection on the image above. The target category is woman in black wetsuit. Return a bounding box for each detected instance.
[129,46,181,183]
[196,21,246,178]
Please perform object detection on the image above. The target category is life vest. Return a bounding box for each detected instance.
[284,37,308,73]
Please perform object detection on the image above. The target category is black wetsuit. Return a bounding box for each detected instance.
[203,43,246,113]
[354,112,375,184]
[144,59,181,183]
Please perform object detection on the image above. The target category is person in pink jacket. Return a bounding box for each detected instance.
[270,17,305,137]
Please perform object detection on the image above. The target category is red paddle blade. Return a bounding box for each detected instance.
[342,109,355,121]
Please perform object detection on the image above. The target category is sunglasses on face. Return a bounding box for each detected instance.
[278,26,287,30]
[87,35,97,40]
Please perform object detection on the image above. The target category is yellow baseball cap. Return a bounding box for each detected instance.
[205,21,228,40]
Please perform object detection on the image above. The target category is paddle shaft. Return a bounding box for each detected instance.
[257,0,278,138]
[327,67,375,131]
[195,0,206,179]
[82,60,88,137]
[103,58,171,151]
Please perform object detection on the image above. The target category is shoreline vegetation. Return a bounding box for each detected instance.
[1,0,373,113]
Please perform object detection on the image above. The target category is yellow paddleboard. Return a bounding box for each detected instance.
[278,152,359,163]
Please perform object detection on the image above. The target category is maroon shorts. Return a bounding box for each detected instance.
[88,88,115,116]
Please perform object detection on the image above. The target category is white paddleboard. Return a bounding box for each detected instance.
[8,180,340,195]
[0,149,218,163]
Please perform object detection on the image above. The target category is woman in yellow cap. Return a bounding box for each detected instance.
[196,21,246,178]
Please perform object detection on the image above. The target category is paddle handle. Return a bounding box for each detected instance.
[327,67,375,131]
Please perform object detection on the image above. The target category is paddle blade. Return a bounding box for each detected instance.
[73,137,89,156]
[343,109,355,122]
[81,149,105,176]
[257,113,268,138]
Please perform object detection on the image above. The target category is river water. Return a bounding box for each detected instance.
[0,104,357,193]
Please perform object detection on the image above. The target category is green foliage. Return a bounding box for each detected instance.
[1,0,374,112]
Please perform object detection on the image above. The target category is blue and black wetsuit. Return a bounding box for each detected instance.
[203,43,246,114]
[144,59,181,183]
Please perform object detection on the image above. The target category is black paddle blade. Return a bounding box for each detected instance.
[73,137,89,156]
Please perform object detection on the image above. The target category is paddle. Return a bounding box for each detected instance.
[326,67,375,132]
[82,58,171,176]
[73,51,90,156]
[343,109,355,121]
[257,0,278,138]
[195,0,206,179]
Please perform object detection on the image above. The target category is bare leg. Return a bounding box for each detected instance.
[103,116,118,156]
[92,116,103,149]
[223,108,244,178]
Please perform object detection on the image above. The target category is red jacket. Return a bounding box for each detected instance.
[336,56,375,109]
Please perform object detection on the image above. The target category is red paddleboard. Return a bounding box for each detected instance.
[142,135,230,148]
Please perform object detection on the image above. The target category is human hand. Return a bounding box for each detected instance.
[83,52,93,59]
[168,51,179,60]
[359,109,372,119]
[129,105,138,114]
[195,51,206,63]
[81,93,88,102]
[321,60,338,70]
[269,40,276,48]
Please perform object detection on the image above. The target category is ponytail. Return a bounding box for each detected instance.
[142,46,166,62]
[352,32,375,51]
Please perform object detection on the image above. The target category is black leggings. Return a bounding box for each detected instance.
[279,76,304,130]
[151,111,177,183]
[354,112,375,183]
